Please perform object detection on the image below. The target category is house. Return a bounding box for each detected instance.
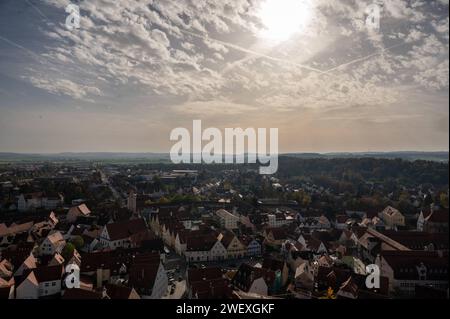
[0,221,34,246]
[17,193,64,212]
[184,235,227,262]
[149,206,191,236]
[338,230,359,247]
[42,194,65,210]
[264,228,288,247]
[334,215,349,230]
[262,257,289,287]
[174,230,189,255]
[33,265,64,297]
[307,238,328,255]
[264,208,296,228]
[337,277,359,299]
[294,262,314,291]
[49,212,59,226]
[15,271,39,299]
[380,206,405,230]
[14,254,37,277]
[240,236,262,257]
[215,209,240,230]
[66,249,82,267]
[217,231,246,259]
[17,193,42,212]
[361,216,385,231]
[417,207,449,233]
[66,204,91,223]
[381,231,449,251]
[358,228,410,263]
[39,231,66,256]
[99,218,149,249]
[48,253,65,266]
[285,241,313,271]
[187,267,231,299]
[232,263,276,296]
[316,265,389,298]
[375,250,449,296]
[161,222,184,247]
[80,250,130,288]
[299,215,331,230]
[0,259,13,279]
[128,253,168,299]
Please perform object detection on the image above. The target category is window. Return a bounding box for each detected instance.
[52,282,56,286]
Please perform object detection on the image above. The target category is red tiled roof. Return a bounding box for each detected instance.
[381,250,448,281]
[188,267,223,284]
[105,219,148,241]
[32,265,64,283]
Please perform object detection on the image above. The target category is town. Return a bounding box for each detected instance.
[0,156,448,300]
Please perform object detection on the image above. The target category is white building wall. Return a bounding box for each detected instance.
[38,280,61,297]
[150,263,168,299]
[16,279,38,299]
[248,278,268,296]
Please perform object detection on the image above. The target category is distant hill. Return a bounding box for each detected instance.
[0,151,448,163]
[0,152,170,163]
[282,152,449,162]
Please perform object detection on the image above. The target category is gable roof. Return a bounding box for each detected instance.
[217,231,237,248]
[186,234,218,251]
[262,257,285,272]
[381,250,448,281]
[46,231,65,245]
[69,204,91,217]
[32,265,64,283]
[105,219,148,241]
[381,231,449,250]
[382,206,402,217]
[105,283,140,299]
[129,254,160,290]
[188,267,223,284]
[338,277,359,297]
[0,221,34,237]
[17,271,38,288]
[216,209,239,220]
[232,263,275,292]
[0,259,13,278]
[267,228,287,240]
[191,278,232,299]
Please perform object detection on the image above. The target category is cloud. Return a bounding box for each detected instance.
[0,0,448,152]
[26,77,102,101]
[172,100,258,116]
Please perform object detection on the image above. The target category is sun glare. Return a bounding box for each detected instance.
[258,0,313,42]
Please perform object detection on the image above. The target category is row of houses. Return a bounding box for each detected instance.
[149,207,262,262]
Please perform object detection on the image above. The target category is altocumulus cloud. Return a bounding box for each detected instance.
[0,0,448,152]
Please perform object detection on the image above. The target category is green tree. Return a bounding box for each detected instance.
[70,236,84,250]
[61,243,75,260]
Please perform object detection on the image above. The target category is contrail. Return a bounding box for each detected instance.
[322,42,408,74]
[0,35,43,62]
[179,28,327,75]
[25,0,51,22]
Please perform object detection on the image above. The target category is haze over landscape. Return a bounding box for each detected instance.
[0,0,448,153]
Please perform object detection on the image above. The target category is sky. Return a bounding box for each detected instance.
[0,0,448,153]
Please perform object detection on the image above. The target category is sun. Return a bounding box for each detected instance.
[258,0,313,42]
